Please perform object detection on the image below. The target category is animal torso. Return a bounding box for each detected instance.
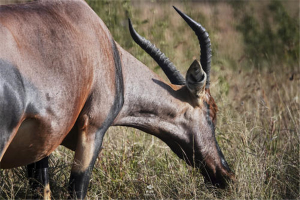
[0,0,119,168]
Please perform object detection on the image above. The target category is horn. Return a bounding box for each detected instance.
[128,19,186,85]
[173,6,212,88]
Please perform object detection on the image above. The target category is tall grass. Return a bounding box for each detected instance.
[0,1,299,199]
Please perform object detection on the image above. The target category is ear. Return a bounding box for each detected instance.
[186,60,207,97]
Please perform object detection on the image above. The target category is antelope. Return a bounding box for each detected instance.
[0,0,235,199]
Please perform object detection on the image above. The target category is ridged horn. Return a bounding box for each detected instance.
[128,19,186,85]
[173,6,212,88]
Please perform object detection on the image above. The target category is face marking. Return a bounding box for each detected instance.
[199,90,235,187]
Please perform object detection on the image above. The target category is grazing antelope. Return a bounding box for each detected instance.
[0,0,235,199]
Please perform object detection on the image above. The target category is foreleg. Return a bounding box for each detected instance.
[68,115,107,199]
[27,156,51,200]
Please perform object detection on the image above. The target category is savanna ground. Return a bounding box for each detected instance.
[0,0,299,199]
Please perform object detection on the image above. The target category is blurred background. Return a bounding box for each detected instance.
[0,0,299,199]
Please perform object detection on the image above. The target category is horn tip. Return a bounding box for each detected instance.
[173,6,181,14]
[128,18,135,33]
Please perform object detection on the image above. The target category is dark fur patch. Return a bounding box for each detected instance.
[90,38,124,159]
[0,60,26,131]
[27,156,49,199]
[92,38,124,141]
[68,170,90,199]
[68,38,124,199]
[204,89,232,174]
[0,59,26,159]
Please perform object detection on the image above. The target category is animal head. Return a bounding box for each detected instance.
[128,6,235,188]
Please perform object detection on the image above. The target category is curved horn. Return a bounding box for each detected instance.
[173,6,212,88]
[128,19,186,85]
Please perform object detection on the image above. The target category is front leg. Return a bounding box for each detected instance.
[27,156,51,200]
[68,115,107,199]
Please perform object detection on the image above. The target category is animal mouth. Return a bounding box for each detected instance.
[202,167,235,189]
[199,154,236,189]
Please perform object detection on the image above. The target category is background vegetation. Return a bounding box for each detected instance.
[0,0,299,199]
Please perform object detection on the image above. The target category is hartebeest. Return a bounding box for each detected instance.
[0,0,235,199]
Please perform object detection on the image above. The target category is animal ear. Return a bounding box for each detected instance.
[186,60,206,97]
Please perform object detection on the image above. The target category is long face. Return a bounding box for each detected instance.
[128,6,235,189]
[164,88,235,188]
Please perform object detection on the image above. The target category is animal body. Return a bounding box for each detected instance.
[0,0,235,199]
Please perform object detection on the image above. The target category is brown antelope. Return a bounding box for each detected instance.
[0,0,235,199]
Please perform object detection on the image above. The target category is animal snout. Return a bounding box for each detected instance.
[203,165,236,189]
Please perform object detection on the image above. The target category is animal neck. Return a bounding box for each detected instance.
[113,46,192,142]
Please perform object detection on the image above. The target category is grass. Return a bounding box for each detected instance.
[1,1,299,199]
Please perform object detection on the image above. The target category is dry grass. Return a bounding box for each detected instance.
[0,1,299,199]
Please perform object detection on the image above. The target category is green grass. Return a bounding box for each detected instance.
[1,1,299,199]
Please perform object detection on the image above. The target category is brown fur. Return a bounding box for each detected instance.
[205,89,218,125]
[0,0,117,168]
